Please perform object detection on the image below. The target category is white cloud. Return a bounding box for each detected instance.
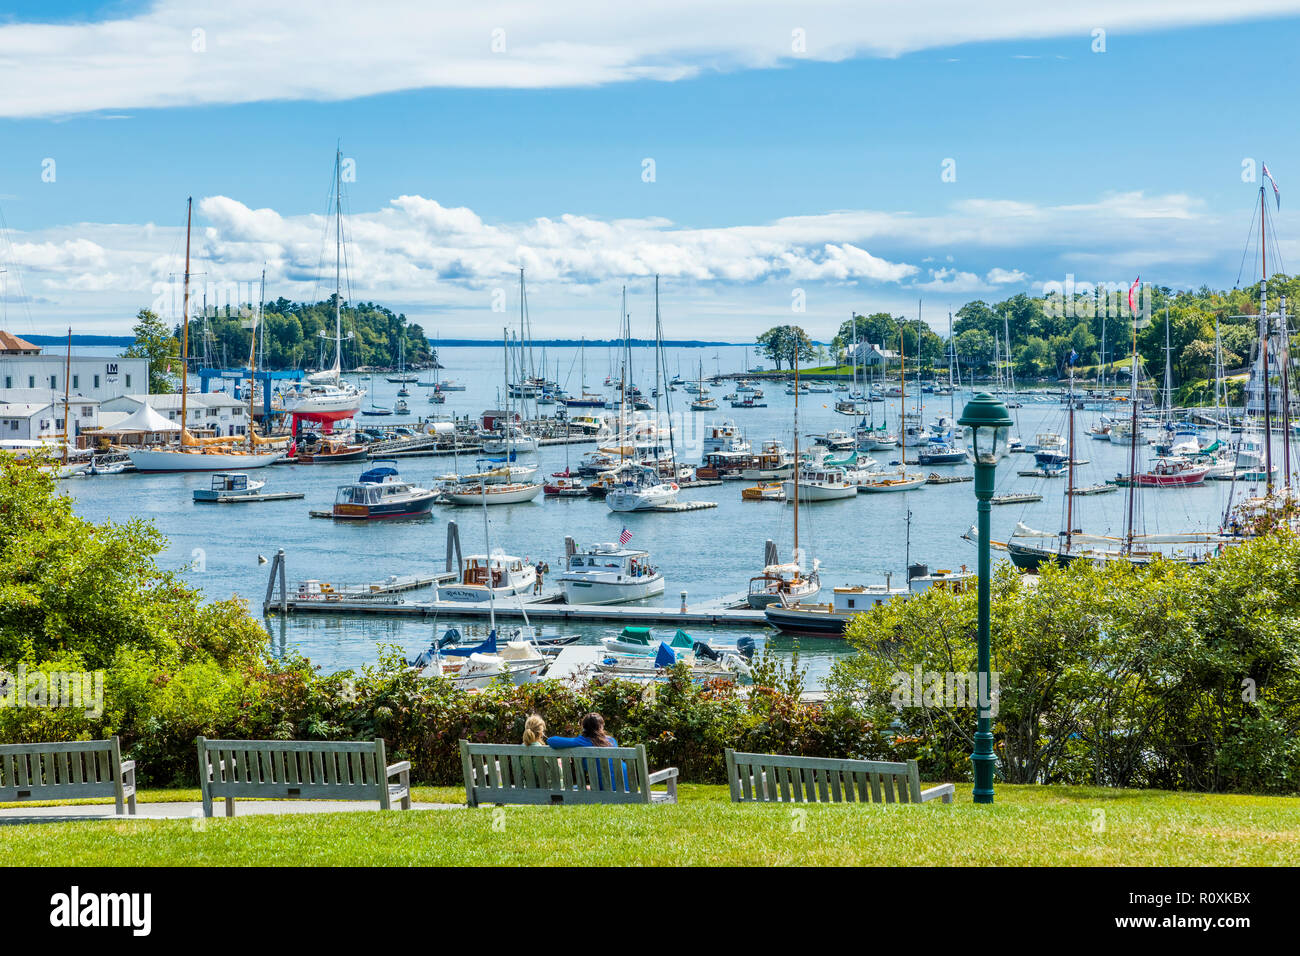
[1,1,1298,116]
[0,188,1239,335]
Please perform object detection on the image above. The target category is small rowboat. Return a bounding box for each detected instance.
[741,482,786,501]
[857,471,926,493]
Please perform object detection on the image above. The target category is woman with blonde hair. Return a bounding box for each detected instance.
[521,714,547,746]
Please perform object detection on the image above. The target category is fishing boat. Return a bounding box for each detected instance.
[437,553,536,602]
[192,472,265,501]
[764,567,973,635]
[331,462,437,519]
[782,464,857,501]
[561,543,665,605]
[394,398,410,415]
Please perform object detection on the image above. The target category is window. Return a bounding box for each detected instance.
[233,407,243,416]
[207,409,218,418]
[72,375,79,389]
[55,418,64,430]
[27,376,35,388]
[7,421,16,431]
[94,375,100,388]
[50,375,57,389]
[3,376,9,388]
[125,374,132,388]
[846,599,856,609]
[81,406,93,417]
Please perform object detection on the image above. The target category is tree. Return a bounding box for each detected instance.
[756,325,815,370]
[954,328,995,369]
[121,308,179,393]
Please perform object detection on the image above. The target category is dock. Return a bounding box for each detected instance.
[647,500,717,512]
[266,597,766,626]
[195,491,306,504]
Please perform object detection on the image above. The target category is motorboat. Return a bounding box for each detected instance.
[295,434,369,464]
[594,639,752,683]
[482,426,538,455]
[543,475,590,497]
[192,472,266,501]
[739,440,795,480]
[741,481,786,501]
[781,465,857,501]
[561,544,665,605]
[437,553,537,602]
[331,462,438,518]
[916,442,967,466]
[1113,457,1211,488]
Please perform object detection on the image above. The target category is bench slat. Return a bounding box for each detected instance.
[725,750,950,807]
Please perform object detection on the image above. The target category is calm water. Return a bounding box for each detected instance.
[64,344,1289,687]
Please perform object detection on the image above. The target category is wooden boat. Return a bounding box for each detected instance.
[1113,457,1211,487]
[295,436,368,463]
[857,469,926,493]
[332,462,437,519]
[741,481,786,501]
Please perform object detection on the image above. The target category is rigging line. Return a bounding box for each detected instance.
[1233,199,1259,289]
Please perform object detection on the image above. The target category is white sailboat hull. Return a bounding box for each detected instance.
[606,483,679,511]
[127,447,284,472]
[443,482,543,505]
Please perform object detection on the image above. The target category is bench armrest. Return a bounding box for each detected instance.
[647,766,679,802]
[387,761,411,778]
[920,783,955,804]
[120,760,136,774]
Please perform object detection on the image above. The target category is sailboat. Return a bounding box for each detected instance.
[859,324,924,491]
[756,350,822,607]
[444,327,542,505]
[281,149,366,429]
[128,199,286,473]
[689,359,716,411]
[387,338,418,383]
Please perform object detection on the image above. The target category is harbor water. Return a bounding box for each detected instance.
[64,344,1286,688]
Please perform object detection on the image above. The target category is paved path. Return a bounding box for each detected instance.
[0,800,460,825]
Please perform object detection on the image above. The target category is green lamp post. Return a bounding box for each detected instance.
[958,391,1013,805]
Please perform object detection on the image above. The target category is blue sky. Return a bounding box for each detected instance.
[2,1,1299,340]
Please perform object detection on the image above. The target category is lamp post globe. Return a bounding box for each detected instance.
[957,391,1013,804]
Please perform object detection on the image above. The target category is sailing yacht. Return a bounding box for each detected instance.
[606,463,679,511]
[282,150,365,426]
[128,198,286,473]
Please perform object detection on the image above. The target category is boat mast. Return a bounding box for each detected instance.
[620,286,627,465]
[793,344,800,574]
[1261,184,1273,495]
[1124,292,1139,555]
[333,148,343,383]
[1282,294,1292,491]
[1065,360,1075,552]
[181,197,192,445]
[62,327,71,465]
[899,325,906,465]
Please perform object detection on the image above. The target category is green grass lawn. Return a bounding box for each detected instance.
[4,784,1297,866]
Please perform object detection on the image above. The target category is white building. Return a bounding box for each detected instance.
[852,342,899,367]
[0,333,149,401]
[100,393,250,437]
[0,389,100,442]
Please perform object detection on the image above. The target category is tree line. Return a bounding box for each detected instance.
[757,278,1288,397]
[121,296,435,391]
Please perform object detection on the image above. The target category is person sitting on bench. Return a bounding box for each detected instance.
[547,713,627,789]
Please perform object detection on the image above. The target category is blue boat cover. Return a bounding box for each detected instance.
[440,628,499,658]
[359,466,398,483]
[654,641,676,667]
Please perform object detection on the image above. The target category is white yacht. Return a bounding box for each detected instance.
[606,464,679,512]
[560,543,665,605]
[739,439,795,480]
[701,421,750,457]
[438,553,537,602]
[482,426,538,455]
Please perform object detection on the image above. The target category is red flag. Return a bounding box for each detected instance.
[1127,276,1140,316]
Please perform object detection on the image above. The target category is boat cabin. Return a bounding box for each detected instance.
[566,545,655,579]
[461,554,527,588]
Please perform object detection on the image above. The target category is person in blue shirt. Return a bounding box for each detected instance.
[547,713,627,790]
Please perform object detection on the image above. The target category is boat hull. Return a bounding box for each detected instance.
[331,493,438,520]
[762,605,852,635]
[561,576,665,605]
[127,448,284,472]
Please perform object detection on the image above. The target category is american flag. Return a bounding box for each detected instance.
[1264,163,1281,209]
[618,527,633,546]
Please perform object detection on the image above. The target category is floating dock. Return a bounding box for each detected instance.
[266,597,765,626]
[195,492,306,504]
[646,500,717,512]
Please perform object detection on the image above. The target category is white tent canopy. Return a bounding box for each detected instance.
[112,403,180,433]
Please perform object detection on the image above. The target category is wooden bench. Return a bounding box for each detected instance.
[197,737,411,817]
[459,741,679,806]
[725,749,955,805]
[0,737,136,815]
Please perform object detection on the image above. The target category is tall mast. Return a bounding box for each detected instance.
[62,327,71,464]
[1282,294,1292,491]
[1163,303,1173,421]
[333,147,343,382]
[899,325,906,465]
[181,197,192,444]
[793,343,800,566]
[1261,185,1273,494]
[1065,361,1075,552]
[1124,295,1139,554]
[250,267,265,449]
